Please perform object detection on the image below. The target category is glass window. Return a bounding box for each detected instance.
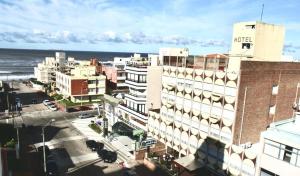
[283,145,293,163]
[263,140,280,158]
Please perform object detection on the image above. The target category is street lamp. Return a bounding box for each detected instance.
[42,119,55,173]
[80,81,88,108]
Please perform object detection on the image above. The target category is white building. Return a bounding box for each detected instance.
[56,62,106,103]
[118,54,162,131]
[256,112,300,176]
[34,57,57,84]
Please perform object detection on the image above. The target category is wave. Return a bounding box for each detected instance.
[0,74,34,81]
[0,71,34,75]
[0,71,12,74]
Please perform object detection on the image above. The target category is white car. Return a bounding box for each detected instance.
[78,113,92,119]
[48,104,57,111]
[43,100,52,106]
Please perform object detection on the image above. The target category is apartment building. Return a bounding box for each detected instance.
[256,111,300,176]
[118,54,162,131]
[147,22,300,176]
[101,57,131,93]
[34,52,74,85]
[55,59,106,103]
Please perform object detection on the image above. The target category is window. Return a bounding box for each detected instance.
[263,140,280,157]
[283,145,293,162]
[269,105,276,115]
[242,43,251,49]
[260,168,278,176]
[245,25,255,29]
[163,56,169,65]
[272,85,279,95]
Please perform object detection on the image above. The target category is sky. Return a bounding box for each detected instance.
[0,0,300,57]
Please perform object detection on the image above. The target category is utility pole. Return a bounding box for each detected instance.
[42,119,55,173]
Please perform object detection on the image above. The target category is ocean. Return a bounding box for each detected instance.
[0,48,138,81]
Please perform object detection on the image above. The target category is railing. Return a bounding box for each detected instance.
[119,103,148,117]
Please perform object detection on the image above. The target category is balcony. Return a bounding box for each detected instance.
[125,79,147,89]
[125,93,146,102]
[117,76,126,80]
[119,104,148,122]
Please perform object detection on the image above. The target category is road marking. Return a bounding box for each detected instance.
[34,135,86,148]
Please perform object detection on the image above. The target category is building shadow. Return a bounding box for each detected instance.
[172,137,226,176]
[51,147,76,174]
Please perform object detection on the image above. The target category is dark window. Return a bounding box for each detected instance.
[163,56,169,65]
[260,168,278,176]
[242,43,251,49]
[246,25,255,29]
[283,145,293,162]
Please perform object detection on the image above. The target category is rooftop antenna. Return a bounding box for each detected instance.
[260,4,264,21]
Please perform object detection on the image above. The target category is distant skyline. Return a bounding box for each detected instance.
[0,0,300,58]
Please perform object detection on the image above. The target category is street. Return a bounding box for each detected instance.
[0,81,126,176]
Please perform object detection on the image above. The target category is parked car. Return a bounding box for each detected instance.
[78,113,92,119]
[97,149,117,163]
[86,140,104,151]
[105,151,117,163]
[46,160,58,176]
[97,149,109,159]
[48,104,57,111]
[43,100,52,106]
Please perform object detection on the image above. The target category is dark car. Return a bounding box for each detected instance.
[98,150,117,163]
[105,151,117,163]
[86,140,104,151]
[46,161,58,176]
[97,149,109,159]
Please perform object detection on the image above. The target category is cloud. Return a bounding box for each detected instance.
[0,30,228,48]
[283,43,300,53]
[0,0,299,56]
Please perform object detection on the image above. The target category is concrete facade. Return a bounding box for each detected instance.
[146,66,163,111]
[228,21,285,71]
[256,113,300,176]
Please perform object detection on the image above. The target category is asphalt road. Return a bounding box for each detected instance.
[0,81,126,176]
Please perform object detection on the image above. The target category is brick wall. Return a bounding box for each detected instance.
[71,79,88,95]
[233,61,300,144]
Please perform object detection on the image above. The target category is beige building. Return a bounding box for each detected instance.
[228,21,285,71]
[56,62,106,103]
[256,112,300,176]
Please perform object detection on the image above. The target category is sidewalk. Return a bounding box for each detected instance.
[70,118,135,162]
[71,118,104,141]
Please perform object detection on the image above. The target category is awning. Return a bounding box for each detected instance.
[174,154,205,171]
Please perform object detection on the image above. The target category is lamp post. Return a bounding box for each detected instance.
[42,119,55,173]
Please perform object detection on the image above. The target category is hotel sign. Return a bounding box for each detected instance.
[234,37,252,43]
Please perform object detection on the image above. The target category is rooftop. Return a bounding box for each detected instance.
[262,112,300,148]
